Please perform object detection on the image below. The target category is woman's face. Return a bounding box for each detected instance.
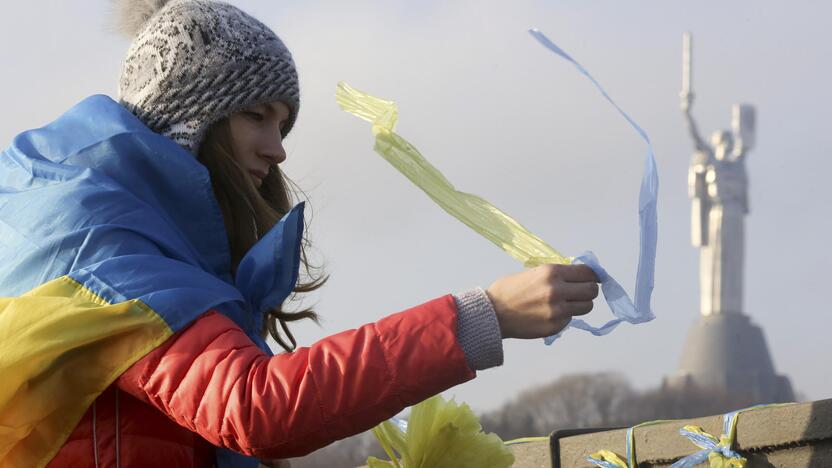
[227,100,291,187]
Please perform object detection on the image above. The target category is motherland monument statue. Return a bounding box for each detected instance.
[667,33,793,403]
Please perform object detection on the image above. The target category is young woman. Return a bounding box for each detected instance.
[0,1,599,466]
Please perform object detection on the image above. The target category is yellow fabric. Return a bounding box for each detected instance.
[681,403,795,468]
[337,81,570,267]
[0,275,173,467]
[503,436,549,445]
[588,449,629,468]
[707,451,747,468]
[587,418,678,467]
[367,395,514,468]
[681,425,721,448]
[679,425,746,467]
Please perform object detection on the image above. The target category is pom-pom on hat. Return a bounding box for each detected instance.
[115,0,299,155]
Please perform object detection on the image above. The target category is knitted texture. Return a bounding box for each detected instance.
[117,0,299,155]
[453,288,504,371]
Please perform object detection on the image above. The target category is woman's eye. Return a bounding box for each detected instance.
[245,111,264,121]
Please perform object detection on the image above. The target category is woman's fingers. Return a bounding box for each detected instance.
[553,281,600,302]
[556,264,599,283]
[563,301,594,317]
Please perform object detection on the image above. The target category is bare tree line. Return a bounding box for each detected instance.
[478,372,762,440]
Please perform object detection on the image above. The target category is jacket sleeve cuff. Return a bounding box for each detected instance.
[453,287,504,371]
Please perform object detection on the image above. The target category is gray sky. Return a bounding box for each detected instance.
[1,0,830,413]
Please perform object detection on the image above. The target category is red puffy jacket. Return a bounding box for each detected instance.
[47,295,475,466]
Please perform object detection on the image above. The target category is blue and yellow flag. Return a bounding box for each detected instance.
[0,95,303,467]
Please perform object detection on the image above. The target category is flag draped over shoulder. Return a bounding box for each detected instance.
[0,95,303,467]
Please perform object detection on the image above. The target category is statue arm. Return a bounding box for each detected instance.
[684,108,709,153]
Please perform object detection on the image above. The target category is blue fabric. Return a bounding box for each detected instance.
[216,448,262,468]
[528,30,658,343]
[670,408,751,468]
[0,94,305,467]
[236,200,305,318]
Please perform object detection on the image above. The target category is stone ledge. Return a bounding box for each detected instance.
[549,398,831,467]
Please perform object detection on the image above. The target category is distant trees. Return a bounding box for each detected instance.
[481,372,762,440]
[288,372,773,467]
[480,373,634,440]
[616,381,760,424]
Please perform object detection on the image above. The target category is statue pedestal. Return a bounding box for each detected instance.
[666,313,794,403]
[674,34,792,406]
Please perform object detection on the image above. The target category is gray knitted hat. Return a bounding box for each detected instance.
[116,0,299,155]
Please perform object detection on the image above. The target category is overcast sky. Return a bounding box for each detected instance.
[1,0,830,413]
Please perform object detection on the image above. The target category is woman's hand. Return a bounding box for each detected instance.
[486,264,600,339]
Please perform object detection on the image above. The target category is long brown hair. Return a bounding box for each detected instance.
[198,118,326,352]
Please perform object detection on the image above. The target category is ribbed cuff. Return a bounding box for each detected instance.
[452,288,504,371]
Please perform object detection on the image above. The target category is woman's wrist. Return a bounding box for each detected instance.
[452,288,504,371]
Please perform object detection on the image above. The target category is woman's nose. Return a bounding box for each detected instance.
[260,134,287,165]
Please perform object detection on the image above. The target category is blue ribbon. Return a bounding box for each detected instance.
[586,425,637,468]
[529,29,658,343]
[391,417,409,433]
[670,410,745,468]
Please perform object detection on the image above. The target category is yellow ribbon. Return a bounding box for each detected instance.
[588,449,630,468]
[585,419,676,468]
[336,81,570,267]
[677,425,747,467]
[502,436,549,446]
[673,403,793,468]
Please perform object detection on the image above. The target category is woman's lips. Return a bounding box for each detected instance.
[249,169,267,185]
